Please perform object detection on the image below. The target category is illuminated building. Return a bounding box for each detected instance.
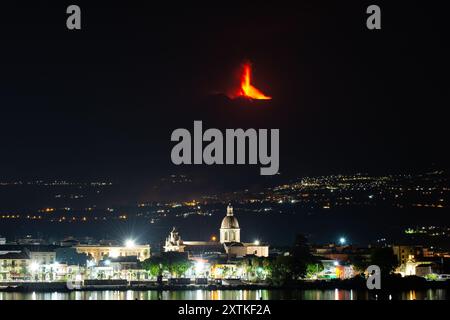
[75,244,150,263]
[220,205,240,243]
[0,252,29,280]
[392,245,424,266]
[164,204,269,258]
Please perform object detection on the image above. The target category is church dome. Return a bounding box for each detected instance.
[221,215,240,229]
[220,205,241,244]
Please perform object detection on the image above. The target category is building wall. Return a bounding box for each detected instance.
[29,252,56,265]
[164,244,186,252]
[75,245,150,262]
[392,245,423,265]
[0,258,29,278]
[226,245,269,258]
[227,246,247,257]
[244,245,269,257]
[220,228,240,243]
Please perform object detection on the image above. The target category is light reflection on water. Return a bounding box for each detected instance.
[0,289,447,300]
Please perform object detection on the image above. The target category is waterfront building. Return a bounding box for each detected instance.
[210,262,244,279]
[0,245,69,281]
[0,252,29,280]
[26,246,56,265]
[317,260,355,280]
[89,256,149,281]
[75,244,150,263]
[0,245,56,265]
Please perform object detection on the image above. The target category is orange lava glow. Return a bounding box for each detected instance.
[235,63,271,100]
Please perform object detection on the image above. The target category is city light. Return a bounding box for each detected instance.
[333,261,339,266]
[104,259,111,266]
[125,239,135,248]
[195,261,205,274]
[254,240,260,246]
[110,249,119,258]
[211,235,217,242]
[29,262,40,272]
[339,237,346,245]
[86,260,96,268]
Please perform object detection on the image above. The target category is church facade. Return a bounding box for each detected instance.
[164,205,269,258]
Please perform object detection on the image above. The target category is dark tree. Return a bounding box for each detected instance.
[370,247,398,276]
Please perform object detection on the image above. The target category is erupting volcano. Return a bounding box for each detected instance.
[233,62,272,100]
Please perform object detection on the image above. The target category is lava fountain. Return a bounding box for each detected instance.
[233,62,272,100]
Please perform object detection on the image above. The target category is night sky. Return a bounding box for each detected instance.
[0,1,448,191]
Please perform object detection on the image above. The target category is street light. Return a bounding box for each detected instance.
[195,261,205,274]
[125,239,135,248]
[254,240,260,246]
[30,262,40,272]
[339,237,346,245]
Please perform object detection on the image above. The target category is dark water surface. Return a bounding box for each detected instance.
[0,289,448,300]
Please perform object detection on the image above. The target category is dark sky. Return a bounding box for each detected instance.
[0,1,448,190]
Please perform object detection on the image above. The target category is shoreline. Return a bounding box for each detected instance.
[1,278,449,293]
